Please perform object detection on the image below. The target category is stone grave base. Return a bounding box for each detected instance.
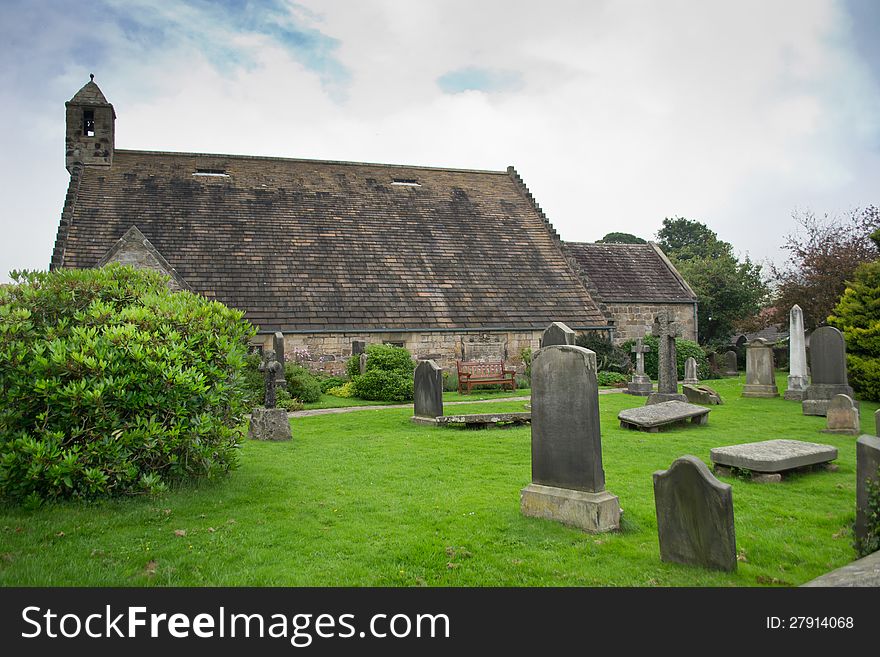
[618,400,710,432]
[741,383,779,398]
[646,392,688,405]
[802,384,858,416]
[412,412,531,428]
[682,384,723,405]
[783,388,806,401]
[710,439,837,482]
[248,407,292,441]
[626,378,653,396]
[520,483,620,533]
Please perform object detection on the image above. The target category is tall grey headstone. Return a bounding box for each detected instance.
[521,345,620,533]
[646,312,687,404]
[683,357,699,385]
[876,409,880,437]
[541,321,576,347]
[803,326,855,416]
[823,394,860,435]
[723,350,738,377]
[742,338,779,398]
[272,332,286,385]
[351,340,366,356]
[856,434,880,550]
[784,305,808,401]
[413,360,444,419]
[653,455,736,572]
[627,336,653,396]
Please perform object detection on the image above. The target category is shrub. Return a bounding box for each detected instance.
[619,335,710,380]
[575,333,632,373]
[327,382,355,398]
[597,371,629,387]
[240,351,265,407]
[351,369,413,402]
[274,388,304,412]
[854,467,880,557]
[520,347,532,382]
[0,265,256,503]
[320,376,346,393]
[346,353,362,379]
[283,362,322,403]
[363,344,415,375]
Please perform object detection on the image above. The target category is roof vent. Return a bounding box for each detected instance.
[391,178,420,186]
[193,168,229,177]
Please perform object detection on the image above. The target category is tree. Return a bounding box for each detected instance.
[656,217,731,261]
[828,258,880,401]
[596,232,646,244]
[654,217,770,346]
[771,207,879,330]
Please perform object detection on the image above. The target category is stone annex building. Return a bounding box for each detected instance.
[51,78,696,374]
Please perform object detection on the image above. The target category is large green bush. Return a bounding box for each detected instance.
[350,344,415,401]
[575,333,632,373]
[283,362,322,403]
[828,260,880,402]
[619,335,710,380]
[0,265,256,503]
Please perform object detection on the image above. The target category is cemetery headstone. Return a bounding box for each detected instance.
[653,455,736,572]
[683,357,699,385]
[784,305,808,401]
[521,344,620,533]
[248,349,292,441]
[682,384,723,405]
[876,409,880,437]
[412,359,444,420]
[856,434,880,548]
[710,439,837,482]
[541,321,576,348]
[627,336,653,396]
[359,352,368,375]
[351,340,366,356]
[802,326,856,416]
[618,400,710,432]
[823,394,860,435]
[723,350,738,377]
[272,332,286,386]
[646,312,687,404]
[741,338,779,398]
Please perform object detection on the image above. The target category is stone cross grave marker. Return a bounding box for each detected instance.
[784,304,808,401]
[413,359,444,419]
[742,338,779,398]
[653,455,736,572]
[541,321,575,348]
[823,394,860,435]
[521,344,620,533]
[248,348,292,441]
[803,326,856,416]
[683,356,698,385]
[647,312,687,404]
[259,349,283,409]
[627,336,653,396]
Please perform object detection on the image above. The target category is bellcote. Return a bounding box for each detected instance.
[65,74,115,173]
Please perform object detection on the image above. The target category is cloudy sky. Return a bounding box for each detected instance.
[1,0,878,283]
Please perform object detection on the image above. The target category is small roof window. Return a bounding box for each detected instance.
[391,178,420,186]
[193,168,229,177]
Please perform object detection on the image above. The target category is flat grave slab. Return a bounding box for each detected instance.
[618,400,710,432]
[412,412,531,428]
[710,439,837,481]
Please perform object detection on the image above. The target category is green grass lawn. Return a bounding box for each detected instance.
[304,387,532,410]
[1,374,876,587]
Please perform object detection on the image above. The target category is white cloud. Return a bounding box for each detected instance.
[1,0,878,281]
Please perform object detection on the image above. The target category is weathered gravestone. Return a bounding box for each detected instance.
[646,312,687,404]
[823,394,860,435]
[358,352,368,375]
[248,349,292,441]
[723,350,738,377]
[653,456,736,572]
[618,400,710,432]
[682,384,723,405]
[741,338,779,398]
[683,357,699,385]
[803,326,856,416]
[627,336,653,396]
[710,439,837,482]
[521,345,620,533]
[855,434,880,550]
[876,409,880,437]
[541,321,575,348]
[351,340,366,356]
[784,305,808,401]
[272,332,287,386]
[412,359,444,421]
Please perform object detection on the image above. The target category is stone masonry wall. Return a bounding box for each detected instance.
[605,302,697,344]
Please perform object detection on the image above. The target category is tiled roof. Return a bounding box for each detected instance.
[52,150,607,332]
[68,81,110,106]
[562,242,696,303]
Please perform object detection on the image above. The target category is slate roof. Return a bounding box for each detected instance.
[68,80,111,107]
[562,242,696,303]
[52,150,607,333]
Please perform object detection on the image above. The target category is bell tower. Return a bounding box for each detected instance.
[65,74,115,173]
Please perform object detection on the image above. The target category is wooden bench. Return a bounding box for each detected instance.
[456,360,517,394]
